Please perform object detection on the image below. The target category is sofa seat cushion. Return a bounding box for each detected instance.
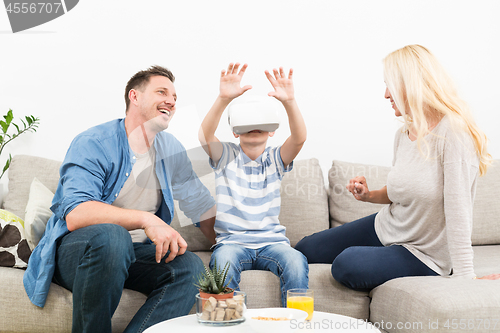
[308,264,370,320]
[370,275,500,333]
[0,267,146,333]
[194,251,370,320]
[370,245,500,333]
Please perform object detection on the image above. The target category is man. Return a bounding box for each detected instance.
[24,66,217,333]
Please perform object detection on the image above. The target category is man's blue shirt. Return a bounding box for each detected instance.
[23,119,215,307]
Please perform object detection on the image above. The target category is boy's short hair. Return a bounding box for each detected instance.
[125,65,175,112]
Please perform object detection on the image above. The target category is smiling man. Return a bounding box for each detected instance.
[23,65,216,333]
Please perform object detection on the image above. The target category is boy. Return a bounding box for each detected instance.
[199,63,308,306]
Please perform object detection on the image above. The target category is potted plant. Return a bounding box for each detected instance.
[0,109,40,179]
[194,259,246,323]
[194,258,234,299]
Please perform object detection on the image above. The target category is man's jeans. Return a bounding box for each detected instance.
[53,224,203,333]
[210,243,309,307]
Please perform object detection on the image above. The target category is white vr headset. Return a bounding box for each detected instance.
[227,96,280,135]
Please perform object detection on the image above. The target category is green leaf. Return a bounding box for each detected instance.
[4,109,13,124]
[13,123,20,133]
[26,116,33,126]
[0,154,12,180]
[3,155,11,173]
[0,120,8,133]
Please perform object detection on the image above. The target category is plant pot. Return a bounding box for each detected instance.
[196,290,246,325]
[199,288,234,301]
[198,288,234,309]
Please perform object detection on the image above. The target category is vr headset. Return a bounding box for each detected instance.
[227,96,281,135]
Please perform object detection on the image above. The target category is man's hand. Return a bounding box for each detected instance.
[143,215,187,263]
[219,63,252,100]
[265,67,295,103]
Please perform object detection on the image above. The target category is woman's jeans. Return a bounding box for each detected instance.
[210,243,309,307]
[295,214,438,291]
[53,224,204,333]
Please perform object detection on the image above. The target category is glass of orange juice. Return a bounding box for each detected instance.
[287,288,314,321]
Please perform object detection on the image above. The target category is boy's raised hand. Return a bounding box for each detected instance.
[220,63,252,100]
[265,67,295,103]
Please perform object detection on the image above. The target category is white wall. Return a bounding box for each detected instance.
[1,0,499,197]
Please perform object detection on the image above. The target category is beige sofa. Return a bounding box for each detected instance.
[1,155,499,333]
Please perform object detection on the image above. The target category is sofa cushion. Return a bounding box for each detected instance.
[279,158,329,247]
[370,274,500,333]
[369,245,500,331]
[0,209,31,268]
[471,160,500,245]
[0,266,146,333]
[328,159,500,245]
[328,160,390,228]
[3,155,61,220]
[173,158,330,251]
[469,244,500,277]
[308,264,370,320]
[24,178,55,250]
[194,251,370,320]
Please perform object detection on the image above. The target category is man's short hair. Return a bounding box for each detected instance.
[124,65,175,112]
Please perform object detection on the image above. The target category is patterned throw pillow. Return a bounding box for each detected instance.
[0,209,31,268]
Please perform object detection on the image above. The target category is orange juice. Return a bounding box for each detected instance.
[287,296,314,320]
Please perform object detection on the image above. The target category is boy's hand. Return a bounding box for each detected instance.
[265,67,295,103]
[220,63,252,100]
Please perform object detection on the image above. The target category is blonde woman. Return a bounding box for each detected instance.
[295,45,498,290]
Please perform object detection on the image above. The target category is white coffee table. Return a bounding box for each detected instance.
[143,311,381,332]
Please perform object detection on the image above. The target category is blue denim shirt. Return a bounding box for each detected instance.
[23,119,215,307]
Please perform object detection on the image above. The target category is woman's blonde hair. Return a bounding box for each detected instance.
[383,44,491,175]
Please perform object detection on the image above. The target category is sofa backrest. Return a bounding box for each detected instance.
[3,155,61,220]
[328,159,500,246]
[3,155,330,252]
[170,158,330,251]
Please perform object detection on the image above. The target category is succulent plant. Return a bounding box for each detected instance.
[194,258,233,295]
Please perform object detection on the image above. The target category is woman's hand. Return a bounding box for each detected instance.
[477,273,500,280]
[346,178,392,204]
[346,176,370,201]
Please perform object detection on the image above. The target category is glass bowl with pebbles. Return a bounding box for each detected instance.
[195,291,247,326]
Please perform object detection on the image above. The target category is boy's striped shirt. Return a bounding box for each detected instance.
[210,142,293,249]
